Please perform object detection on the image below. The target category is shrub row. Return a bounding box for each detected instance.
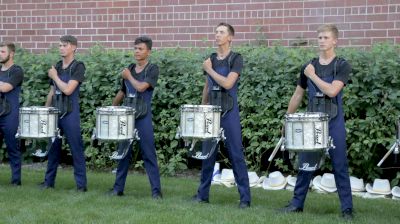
[11,44,400,182]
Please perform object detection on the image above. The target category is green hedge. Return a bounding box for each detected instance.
[12,44,400,182]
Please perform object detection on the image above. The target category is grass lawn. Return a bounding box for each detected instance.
[0,164,399,224]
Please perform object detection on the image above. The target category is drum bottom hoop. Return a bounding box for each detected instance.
[97,136,134,141]
[19,134,56,139]
[181,135,219,140]
[286,147,329,152]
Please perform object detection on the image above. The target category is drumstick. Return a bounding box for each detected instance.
[268,137,284,162]
[377,141,397,167]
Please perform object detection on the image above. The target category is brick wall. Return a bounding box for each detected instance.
[1,0,399,52]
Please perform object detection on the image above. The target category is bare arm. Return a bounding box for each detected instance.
[112,90,125,106]
[0,82,14,93]
[304,64,344,97]
[48,66,80,96]
[203,58,239,90]
[45,86,55,107]
[287,86,305,114]
[201,78,209,105]
[122,68,151,93]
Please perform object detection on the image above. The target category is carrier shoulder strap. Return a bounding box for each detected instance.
[127,62,154,79]
[55,60,79,78]
[210,52,239,71]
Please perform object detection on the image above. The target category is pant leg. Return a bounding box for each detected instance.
[329,121,353,211]
[61,114,87,188]
[113,140,134,192]
[196,140,219,201]
[1,113,21,184]
[136,115,161,195]
[221,110,251,203]
[291,170,314,209]
[44,137,62,187]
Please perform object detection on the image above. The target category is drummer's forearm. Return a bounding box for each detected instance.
[287,86,305,114]
[112,91,125,106]
[201,78,209,105]
[45,88,54,107]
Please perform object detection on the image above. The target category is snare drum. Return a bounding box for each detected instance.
[19,106,59,138]
[96,106,135,140]
[285,112,329,151]
[180,105,221,139]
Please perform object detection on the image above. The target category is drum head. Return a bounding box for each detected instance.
[97,106,135,115]
[285,112,329,121]
[20,106,59,114]
[181,104,221,112]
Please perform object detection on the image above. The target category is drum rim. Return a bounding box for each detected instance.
[96,106,135,113]
[20,106,59,112]
[180,104,222,112]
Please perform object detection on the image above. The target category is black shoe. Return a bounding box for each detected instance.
[191,195,209,203]
[77,186,87,192]
[11,181,21,187]
[278,204,303,213]
[239,201,250,209]
[152,192,163,200]
[342,208,353,221]
[107,188,124,197]
[38,182,54,190]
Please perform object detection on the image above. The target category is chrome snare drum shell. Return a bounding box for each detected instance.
[19,106,59,138]
[180,104,221,139]
[95,106,135,140]
[285,112,330,151]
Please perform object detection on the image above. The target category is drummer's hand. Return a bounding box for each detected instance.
[304,63,316,78]
[48,66,58,80]
[121,68,131,80]
[203,58,212,73]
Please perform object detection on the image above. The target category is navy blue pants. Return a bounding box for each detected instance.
[196,109,251,203]
[0,111,21,184]
[291,118,353,212]
[113,114,161,196]
[44,113,87,188]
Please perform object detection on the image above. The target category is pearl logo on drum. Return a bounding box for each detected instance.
[119,118,127,136]
[40,119,48,134]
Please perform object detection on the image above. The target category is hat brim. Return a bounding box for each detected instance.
[287,175,297,187]
[262,178,287,190]
[312,175,337,193]
[366,183,391,195]
[363,192,388,199]
[391,186,400,197]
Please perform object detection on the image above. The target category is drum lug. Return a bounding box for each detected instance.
[329,136,335,149]
[175,127,181,139]
[218,128,226,141]
[91,128,97,140]
[134,129,140,141]
[56,128,62,139]
[15,128,21,138]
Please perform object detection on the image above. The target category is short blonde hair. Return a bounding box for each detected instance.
[317,24,339,39]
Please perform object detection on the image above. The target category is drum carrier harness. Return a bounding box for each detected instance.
[208,52,238,117]
[122,63,154,119]
[0,65,15,117]
[52,60,80,118]
[307,57,345,120]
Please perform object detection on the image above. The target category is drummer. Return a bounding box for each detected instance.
[278,24,353,220]
[107,36,162,199]
[192,23,251,209]
[40,35,87,192]
[0,42,24,186]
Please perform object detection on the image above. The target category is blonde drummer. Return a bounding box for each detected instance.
[279,24,353,220]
